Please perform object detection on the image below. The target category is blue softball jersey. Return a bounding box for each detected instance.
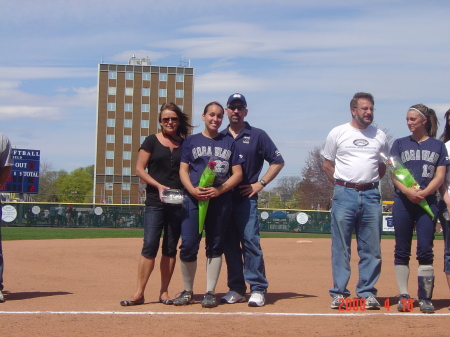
[390,136,450,190]
[180,132,244,188]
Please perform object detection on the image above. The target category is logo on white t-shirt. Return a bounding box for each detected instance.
[353,139,369,147]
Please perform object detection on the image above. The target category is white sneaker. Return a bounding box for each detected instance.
[220,291,246,304]
[248,292,265,307]
[0,290,4,303]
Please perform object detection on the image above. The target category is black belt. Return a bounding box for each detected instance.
[335,180,379,191]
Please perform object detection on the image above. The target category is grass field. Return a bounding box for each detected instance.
[0,226,416,241]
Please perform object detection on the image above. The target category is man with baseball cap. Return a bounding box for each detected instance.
[0,132,13,303]
[220,93,284,307]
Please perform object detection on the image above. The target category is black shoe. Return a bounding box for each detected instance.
[419,299,435,313]
[397,294,411,312]
[173,290,194,306]
[201,291,218,308]
[120,296,145,306]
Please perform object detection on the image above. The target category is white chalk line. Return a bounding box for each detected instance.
[0,311,450,317]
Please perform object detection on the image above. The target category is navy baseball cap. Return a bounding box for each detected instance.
[227,93,247,106]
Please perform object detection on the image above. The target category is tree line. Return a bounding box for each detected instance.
[33,160,94,203]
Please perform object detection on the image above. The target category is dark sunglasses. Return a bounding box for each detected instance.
[227,105,246,111]
[161,117,179,122]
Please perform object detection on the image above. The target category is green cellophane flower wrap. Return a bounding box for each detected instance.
[198,157,218,234]
[381,153,434,218]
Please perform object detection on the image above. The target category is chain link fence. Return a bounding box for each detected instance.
[1,202,396,234]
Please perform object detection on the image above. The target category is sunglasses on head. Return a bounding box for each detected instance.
[227,105,246,111]
[161,117,179,122]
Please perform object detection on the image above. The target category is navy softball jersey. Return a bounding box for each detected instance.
[390,136,450,190]
[179,132,244,262]
[390,136,450,266]
[180,132,244,187]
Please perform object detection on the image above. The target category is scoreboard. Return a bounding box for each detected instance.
[2,149,40,194]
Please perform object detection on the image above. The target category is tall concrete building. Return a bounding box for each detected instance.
[94,56,194,204]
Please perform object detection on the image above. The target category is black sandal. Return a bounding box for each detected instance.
[160,298,173,305]
[120,297,145,306]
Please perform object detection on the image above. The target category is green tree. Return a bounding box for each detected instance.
[34,159,66,202]
[54,167,93,203]
[276,176,301,196]
[297,146,334,210]
[84,164,94,178]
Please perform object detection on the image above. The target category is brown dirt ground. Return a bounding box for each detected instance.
[1,237,450,336]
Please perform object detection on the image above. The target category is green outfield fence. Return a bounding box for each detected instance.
[0,202,396,235]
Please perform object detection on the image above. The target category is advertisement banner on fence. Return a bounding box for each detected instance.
[383,215,394,232]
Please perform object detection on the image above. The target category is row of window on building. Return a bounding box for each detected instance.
[104,167,132,175]
[105,182,131,190]
[106,101,184,112]
[106,135,147,144]
[106,151,131,160]
[101,197,145,204]
[108,71,184,82]
[108,87,184,98]
[106,118,149,128]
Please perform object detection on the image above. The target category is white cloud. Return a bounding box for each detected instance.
[72,86,96,95]
[55,87,69,93]
[0,80,97,114]
[60,86,98,109]
[0,67,96,80]
[195,71,269,93]
[157,6,448,66]
[0,106,61,120]
[0,80,21,90]
[429,104,450,118]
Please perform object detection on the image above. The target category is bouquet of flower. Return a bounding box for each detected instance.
[198,157,217,234]
[380,153,434,218]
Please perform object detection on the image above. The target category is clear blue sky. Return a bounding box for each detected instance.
[1,0,449,186]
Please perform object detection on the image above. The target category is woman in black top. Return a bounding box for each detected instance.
[120,103,192,306]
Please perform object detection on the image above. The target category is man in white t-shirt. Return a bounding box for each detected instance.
[0,132,13,303]
[321,92,388,310]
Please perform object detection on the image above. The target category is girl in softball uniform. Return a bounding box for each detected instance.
[438,108,450,309]
[173,102,243,308]
[390,104,449,313]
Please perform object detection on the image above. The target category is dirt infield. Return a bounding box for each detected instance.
[1,237,450,336]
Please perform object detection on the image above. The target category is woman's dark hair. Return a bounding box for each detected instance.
[439,108,450,143]
[159,102,193,139]
[203,101,224,115]
[409,104,439,138]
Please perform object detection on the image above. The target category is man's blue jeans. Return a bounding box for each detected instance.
[0,202,3,291]
[224,197,268,294]
[437,200,450,273]
[329,184,382,298]
[444,219,450,274]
